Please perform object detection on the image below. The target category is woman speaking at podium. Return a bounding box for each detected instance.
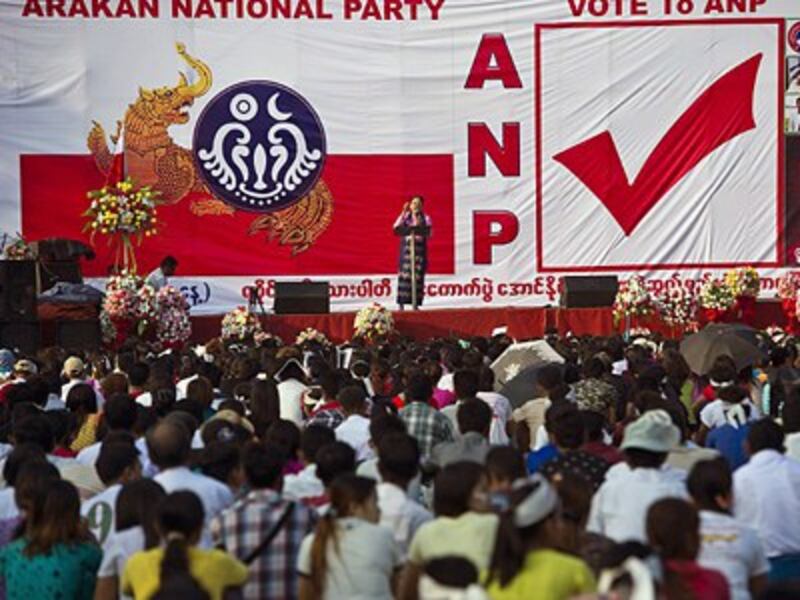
[393,196,431,311]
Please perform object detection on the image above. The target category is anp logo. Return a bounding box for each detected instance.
[193,81,327,213]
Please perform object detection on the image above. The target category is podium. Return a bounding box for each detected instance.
[393,223,430,310]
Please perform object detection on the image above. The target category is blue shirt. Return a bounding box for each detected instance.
[527,444,560,474]
[707,424,751,471]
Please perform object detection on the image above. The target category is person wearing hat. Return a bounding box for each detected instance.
[484,475,596,599]
[60,356,87,403]
[587,410,688,543]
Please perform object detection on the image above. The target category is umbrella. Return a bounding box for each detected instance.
[498,363,564,409]
[680,324,768,375]
[491,340,564,387]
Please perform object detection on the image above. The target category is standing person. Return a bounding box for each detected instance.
[484,476,596,600]
[145,256,178,292]
[297,474,403,600]
[647,498,731,600]
[122,491,247,600]
[212,442,317,600]
[733,419,800,582]
[394,195,431,311]
[0,479,101,600]
[688,458,769,600]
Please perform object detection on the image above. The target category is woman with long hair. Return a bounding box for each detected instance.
[66,383,101,453]
[122,491,247,600]
[394,195,432,310]
[94,479,167,600]
[0,479,101,599]
[484,475,595,600]
[298,474,402,600]
[646,497,730,600]
[248,377,280,438]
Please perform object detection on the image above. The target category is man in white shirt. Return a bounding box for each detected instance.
[588,410,687,543]
[82,441,142,548]
[148,417,233,542]
[144,255,177,291]
[335,386,373,462]
[734,419,800,582]
[688,457,768,600]
[284,424,335,502]
[376,432,432,556]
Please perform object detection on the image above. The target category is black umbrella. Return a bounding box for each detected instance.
[680,324,768,375]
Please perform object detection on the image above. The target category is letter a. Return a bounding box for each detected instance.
[464,34,522,89]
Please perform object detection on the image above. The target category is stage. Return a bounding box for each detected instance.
[185,301,788,344]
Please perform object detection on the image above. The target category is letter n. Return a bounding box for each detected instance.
[468,123,520,177]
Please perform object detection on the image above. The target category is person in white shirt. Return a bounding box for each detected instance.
[588,409,688,543]
[144,255,177,292]
[698,363,760,438]
[733,419,800,582]
[688,457,768,600]
[476,366,512,445]
[60,356,88,403]
[375,432,432,556]
[77,392,139,467]
[147,418,233,543]
[82,441,142,549]
[297,474,403,599]
[335,386,373,462]
[284,425,335,503]
[276,359,309,426]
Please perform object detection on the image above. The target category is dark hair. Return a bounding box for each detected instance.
[146,420,191,470]
[318,371,341,400]
[249,378,280,437]
[537,364,564,392]
[338,385,366,414]
[624,447,668,469]
[549,405,584,450]
[377,433,420,487]
[308,475,376,597]
[783,395,800,434]
[116,479,167,549]
[3,444,47,487]
[161,256,178,269]
[369,414,406,444]
[747,419,784,453]
[406,373,433,403]
[424,556,479,589]
[25,480,91,556]
[243,442,285,489]
[580,410,606,443]
[433,462,485,517]
[43,410,77,448]
[456,399,492,436]
[104,393,138,432]
[13,461,60,527]
[158,491,204,584]
[487,479,557,586]
[129,362,151,388]
[199,442,241,487]
[96,441,140,485]
[13,415,54,453]
[485,446,526,486]
[315,442,356,487]
[687,458,732,511]
[151,573,210,600]
[101,373,129,399]
[453,370,479,399]
[264,420,301,461]
[66,383,97,415]
[647,498,701,600]
[300,425,336,464]
[187,377,214,410]
[552,472,593,555]
[200,419,251,447]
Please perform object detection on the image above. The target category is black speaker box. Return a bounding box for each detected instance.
[0,321,40,355]
[56,320,101,351]
[0,261,37,320]
[273,281,330,314]
[560,276,619,308]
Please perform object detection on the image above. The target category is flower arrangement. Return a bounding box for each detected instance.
[656,286,697,330]
[612,276,653,325]
[83,177,161,272]
[777,272,800,300]
[254,331,283,348]
[2,235,35,260]
[155,286,192,350]
[221,307,262,342]
[295,327,329,347]
[354,303,396,342]
[724,267,760,297]
[698,279,736,310]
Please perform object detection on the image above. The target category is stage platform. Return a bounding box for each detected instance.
[187,301,787,344]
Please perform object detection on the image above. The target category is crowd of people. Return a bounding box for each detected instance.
[0,328,798,599]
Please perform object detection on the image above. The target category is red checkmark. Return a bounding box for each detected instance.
[553,53,762,236]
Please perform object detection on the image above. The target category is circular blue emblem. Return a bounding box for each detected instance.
[193,81,326,213]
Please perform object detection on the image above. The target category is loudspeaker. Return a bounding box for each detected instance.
[0,321,40,355]
[39,261,83,292]
[273,281,330,314]
[560,276,619,308]
[0,261,37,320]
[56,320,101,351]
